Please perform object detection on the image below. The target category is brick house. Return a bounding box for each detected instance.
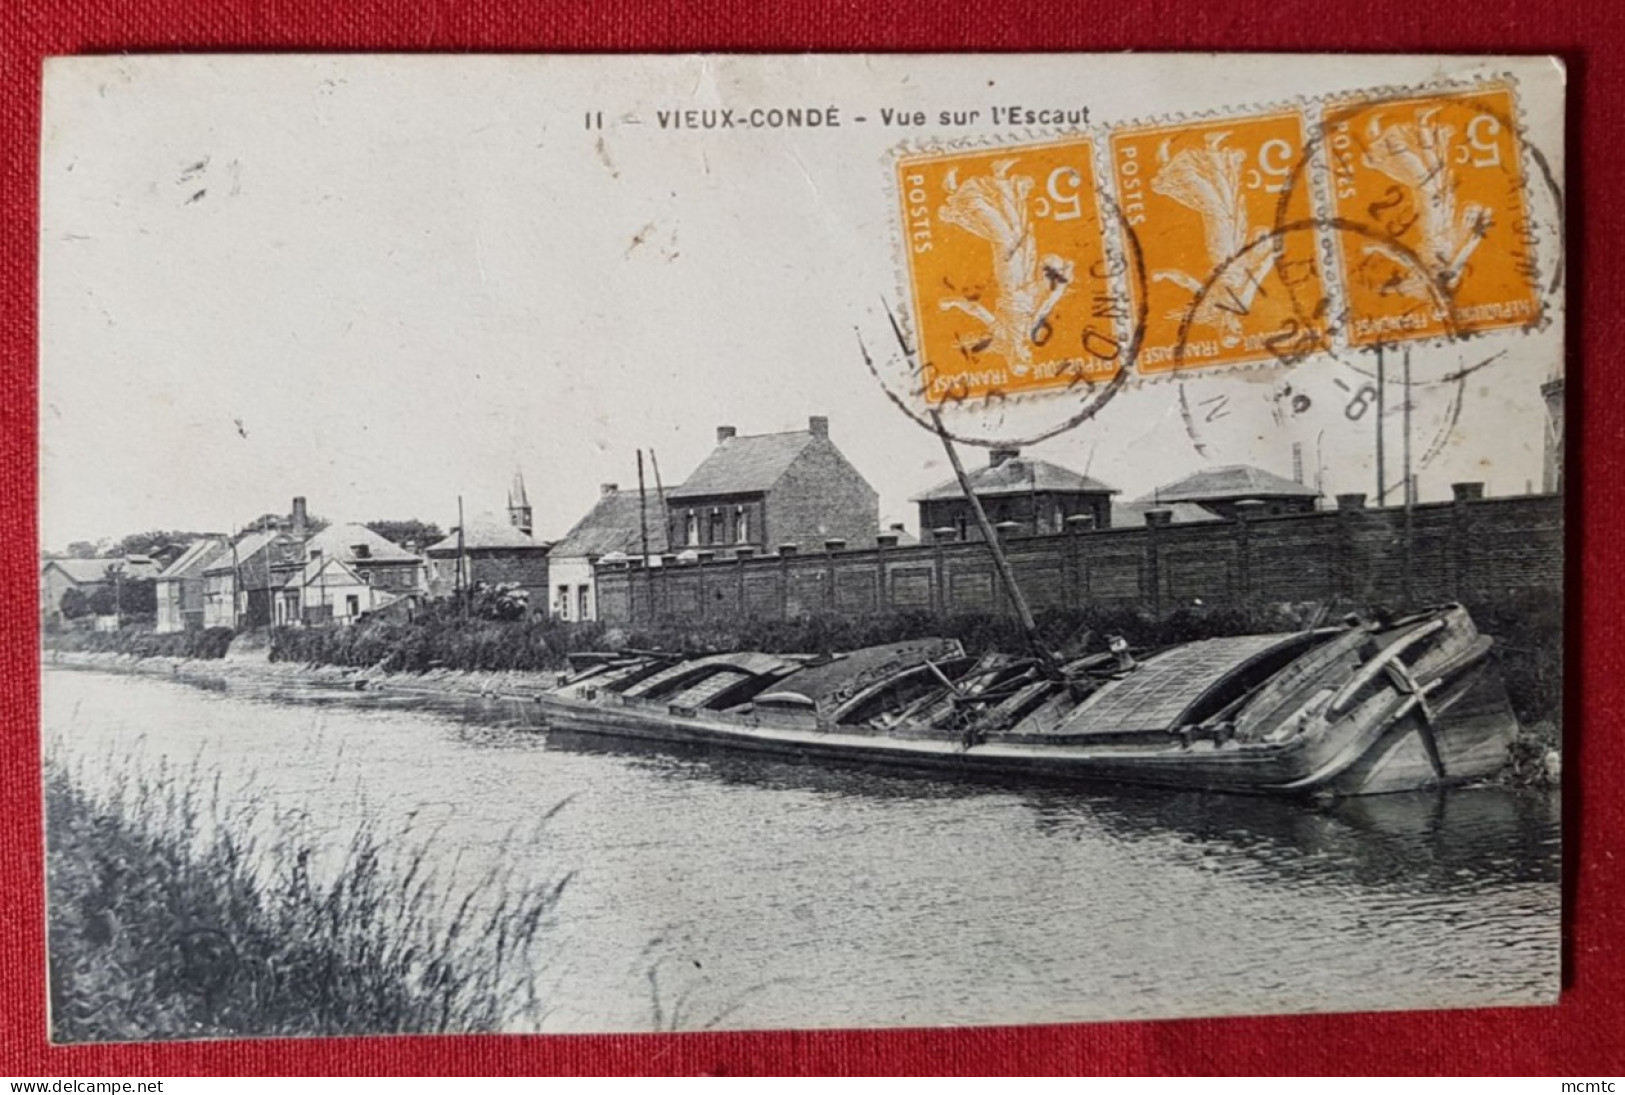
[914,447,1118,544]
[665,416,879,556]
[549,483,668,621]
[425,516,552,604]
[155,537,229,633]
[1144,465,1320,520]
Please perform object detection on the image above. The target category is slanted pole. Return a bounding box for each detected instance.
[929,410,1063,681]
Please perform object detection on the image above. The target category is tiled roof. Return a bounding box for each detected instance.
[426,515,546,554]
[1143,465,1319,503]
[300,523,423,565]
[666,431,815,499]
[282,554,365,589]
[42,557,121,584]
[551,489,670,559]
[1110,501,1221,527]
[201,529,283,573]
[912,456,1118,502]
[157,539,229,580]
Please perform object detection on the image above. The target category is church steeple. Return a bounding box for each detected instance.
[508,469,533,536]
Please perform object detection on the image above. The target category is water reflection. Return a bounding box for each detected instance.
[46,666,1561,1029]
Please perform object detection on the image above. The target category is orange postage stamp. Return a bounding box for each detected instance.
[1322,81,1541,347]
[896,137,1118,404]
[1109,109,1325,377]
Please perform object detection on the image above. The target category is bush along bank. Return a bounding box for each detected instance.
[44,625,236,661]
[266,591,1563,732]
[45,752,566,1041]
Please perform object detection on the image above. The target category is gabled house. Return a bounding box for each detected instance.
[664,416,879,555]
[201,528,292,629]
[278,523,426,598]
[548,483,669,621]
[1144,465,1320,519]
[274,555,404,626]
[41,555,166,625]
[41,558,115,624]
[913,447,1118,544]
[426,515,551,603]
[155,538,229,633]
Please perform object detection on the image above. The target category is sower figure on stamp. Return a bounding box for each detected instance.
[937,159,1076,377]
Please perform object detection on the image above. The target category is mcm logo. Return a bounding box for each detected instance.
[1358,106,1494,302]
[1149,132,1279,347]
[937,159,1076,377]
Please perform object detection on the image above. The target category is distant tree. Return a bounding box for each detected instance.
[112,530,215,559]
[244,512,330,536]
[86,585,118,617]
[59,587,90,619]
[120,577,158,617]
[84,571,157,619]
[364,519,445,550]
[65,541,101,559]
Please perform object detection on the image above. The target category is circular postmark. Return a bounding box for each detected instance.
[863,182,1150,452]
[1269,80,1564,378]
[1173,80,1564,475]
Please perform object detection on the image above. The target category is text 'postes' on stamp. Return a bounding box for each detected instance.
[1110,110,1326,377]
[896,138,1122,405]
[1322,82,1541,347]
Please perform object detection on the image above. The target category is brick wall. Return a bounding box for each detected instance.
[595,493,1563,627]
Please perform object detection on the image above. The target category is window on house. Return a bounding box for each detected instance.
[736,506,750,543]
[352,544,371,560]
[685,510,698,546]
[709,509,725,545]
[557,585,571,620]
[956,514,969,541]
[346,594,360,617]
[577,585,590,620]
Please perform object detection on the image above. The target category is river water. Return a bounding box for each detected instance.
[42,667,1561,1033]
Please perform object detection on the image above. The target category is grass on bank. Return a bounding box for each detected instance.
[46,753,567,1042]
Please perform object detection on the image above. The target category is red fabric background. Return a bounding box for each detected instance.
[2,0,1618,1076]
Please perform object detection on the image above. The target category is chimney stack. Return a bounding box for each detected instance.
[292,496,309,536]
[601,483,619,497]
[808,415,829,439]
[990,447,1021,467]
[717,425,737,444]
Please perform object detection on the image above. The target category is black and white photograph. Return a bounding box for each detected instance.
[38,53,1565,1042]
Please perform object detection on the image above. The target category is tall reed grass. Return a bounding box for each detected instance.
[45,751,566,1042]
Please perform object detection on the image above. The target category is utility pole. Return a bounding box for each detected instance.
[1402,345,1414,507]
[1375,343,1387,506]
[456,494,467,618]
[650,449,668,546]
[1402,345,1415,605]
[637,449,656,620]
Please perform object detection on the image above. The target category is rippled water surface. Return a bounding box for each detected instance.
[43,667,1561,1032]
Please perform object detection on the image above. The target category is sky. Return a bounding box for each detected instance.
[39,54,1566,551]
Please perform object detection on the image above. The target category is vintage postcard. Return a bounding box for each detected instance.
[38,53,1565,1041]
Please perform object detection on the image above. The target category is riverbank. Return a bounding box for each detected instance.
[42,666,1564,1032]
[45,742,564,1042]
[46,642,1562,792]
